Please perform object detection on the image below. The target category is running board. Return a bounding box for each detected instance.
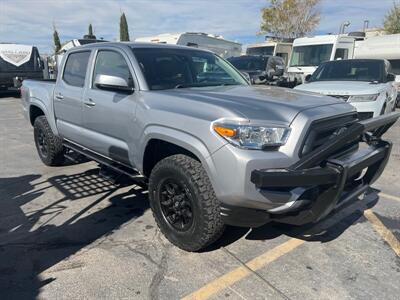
[63,140,147,184]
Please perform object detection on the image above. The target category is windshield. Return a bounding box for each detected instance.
[132,47,248,90]
[290,44,333,67]
[246,46,274,56]
[227,56,267,71]
[310,60,385,82]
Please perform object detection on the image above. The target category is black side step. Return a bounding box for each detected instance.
[63,140,147,184]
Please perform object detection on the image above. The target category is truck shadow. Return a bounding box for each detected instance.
[0,90,20,98]
[210,190,380,250]
[0,169,149,300]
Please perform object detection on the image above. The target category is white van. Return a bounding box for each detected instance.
[287,34,357,85]
[246,41,292,66]
[135,32,242,58]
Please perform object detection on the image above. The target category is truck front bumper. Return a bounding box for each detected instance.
[221,112,399,227]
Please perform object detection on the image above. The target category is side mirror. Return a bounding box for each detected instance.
[387,73,395,82]
[304,74,312,82]
[94,74,134,93]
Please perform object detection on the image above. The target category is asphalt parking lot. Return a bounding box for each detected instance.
[0,92,399,300]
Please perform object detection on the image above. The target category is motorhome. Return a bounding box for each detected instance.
[286,34,358,85]
[135,32,242,58]
[354,34,400,104]
[246,41,293,65]
[0,43,43,90]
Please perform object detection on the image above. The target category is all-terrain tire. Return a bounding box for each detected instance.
[33,116,65,166]
[148,154,225,251]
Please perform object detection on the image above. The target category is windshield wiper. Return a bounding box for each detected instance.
[174,83,239,89]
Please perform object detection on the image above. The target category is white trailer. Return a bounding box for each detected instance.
[135,32,242,58]
[286,34,357,85]
[246,41,293,65]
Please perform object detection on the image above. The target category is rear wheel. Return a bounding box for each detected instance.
[148,154,225,251]
[34,116,65,166]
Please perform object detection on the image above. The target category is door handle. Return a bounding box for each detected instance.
[84,98,96,107]
[55,93,64,100]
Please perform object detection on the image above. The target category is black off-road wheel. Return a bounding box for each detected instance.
[148,154,225,251]
[34,116,65,166]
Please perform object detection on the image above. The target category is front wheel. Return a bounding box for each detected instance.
[148,154,225,251]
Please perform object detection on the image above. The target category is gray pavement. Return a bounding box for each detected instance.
[0,92,399,300]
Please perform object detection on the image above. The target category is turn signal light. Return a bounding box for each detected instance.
[213,125,236,137]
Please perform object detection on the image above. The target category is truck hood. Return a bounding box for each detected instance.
[295,81,386,95]
[159,85,346,124]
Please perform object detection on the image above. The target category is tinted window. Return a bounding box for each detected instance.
[310,60,384,82]
[334,48,348,60]
[290,44,333,67]
[246,46,274,56]
[92,50,133,88]
[227,56,267,71]
[389,59,400,75]
[132,48,248,90]
[63,51,91,87]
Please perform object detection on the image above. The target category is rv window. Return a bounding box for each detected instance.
[389,59,400,75]
[334,48,348,60]
[276,53,288,65]
[63,51,91,87]
[290,44,333,67]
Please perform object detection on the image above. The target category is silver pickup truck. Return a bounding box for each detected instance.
[21,42,399,251]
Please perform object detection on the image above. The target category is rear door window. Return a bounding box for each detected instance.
[62,51,91,87]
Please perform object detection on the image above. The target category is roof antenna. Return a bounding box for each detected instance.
[363,20,369,32]
[339,21,350,34]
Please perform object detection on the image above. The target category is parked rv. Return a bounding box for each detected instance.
[295,59,397,119]
[135,32,242,58]
[227,55,285,84]
[246,41,292,66]
[0,43,43,90]
[54,38,107,71]
[286,34,359,86]
[354,33,400,106]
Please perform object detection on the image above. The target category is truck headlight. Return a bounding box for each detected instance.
[213,122,291,149]
[348,94,379,102]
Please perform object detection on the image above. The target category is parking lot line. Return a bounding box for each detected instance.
[181,238,304,300]
[380,192,400,203]
[364,209,400,257]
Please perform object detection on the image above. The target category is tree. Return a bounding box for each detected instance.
[383,2,400,34]
[88,23,93,36]
[120,12,130,41]
[260,0,320,40]
[85,23,96,39]
[53,25,61,53]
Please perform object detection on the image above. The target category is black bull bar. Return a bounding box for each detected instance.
[250,112,400,225]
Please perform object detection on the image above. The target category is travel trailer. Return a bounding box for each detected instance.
[135,32,242,58]
[286,34,358,85]
[246,41,293,65]
[0,43,43,90]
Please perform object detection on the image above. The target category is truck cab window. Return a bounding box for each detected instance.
[334,48,348,60]
[92,50,133,89]
[62,51,91,87]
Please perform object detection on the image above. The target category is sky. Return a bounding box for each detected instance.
[0,0,397,54]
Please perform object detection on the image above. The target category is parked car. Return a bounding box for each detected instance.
[0,43,43,90]
[295,59,398,120]
[21,43,399,251]
[227,55,285,84]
